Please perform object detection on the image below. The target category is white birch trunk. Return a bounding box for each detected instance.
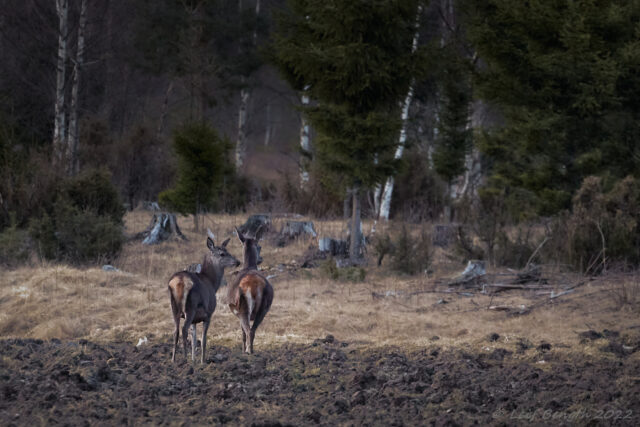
[451,100,485,200]
[235,0,261,171]
[378,8,421,221]
[299,89,311,187]
[68,0,87,175]
[235,86,249,170]
[379,84,415,221]
[263,101,272,146]
[53,0,69,165]
[373,184,381,215]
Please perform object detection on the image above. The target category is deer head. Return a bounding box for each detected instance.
[235,226,263,269]
[205,229,240,269]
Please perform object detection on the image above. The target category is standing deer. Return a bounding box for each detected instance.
[168,230,240,363]
[227,226,274,354]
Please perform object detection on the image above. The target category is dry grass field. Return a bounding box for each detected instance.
[1,211,640,425]
[2,210,639,354]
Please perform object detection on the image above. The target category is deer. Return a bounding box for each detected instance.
[226,226,274,354]
[168,230,240,363]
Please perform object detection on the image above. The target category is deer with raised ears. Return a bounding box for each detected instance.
[227,226,274,354]
[168,229,240,363]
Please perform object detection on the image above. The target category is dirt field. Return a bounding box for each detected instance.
[1,333,639,426]
[1,212,640,425]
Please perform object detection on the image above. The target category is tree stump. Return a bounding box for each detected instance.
[276,221,317,246]
[238,214,271,239]
[136,213,187,245]
[447,260,486,287]
[318,237,349,257]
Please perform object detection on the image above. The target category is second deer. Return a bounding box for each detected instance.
[227,227,274,354]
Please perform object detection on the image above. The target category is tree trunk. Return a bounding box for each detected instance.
[343,188,351,220]
[451,100,485,201]
[53,0,69,166]
[373,184,381,216]
[299,87,312,187]
[379,84,413,220]
[350,184,362,261]
[378,7,421,221]
[156,81,174,139]
[68,0,87,175]
[235,0,261,171]
[263,101,272,146]
[235,86,249,170]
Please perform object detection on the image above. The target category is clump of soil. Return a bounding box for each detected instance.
[0,337,639,425]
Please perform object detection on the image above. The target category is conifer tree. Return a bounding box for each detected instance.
[465,0,640,216]
[433,53,473,192]
[159,123,231,230]
[273,0,426,260]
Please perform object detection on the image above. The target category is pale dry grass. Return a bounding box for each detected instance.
[1,211,638,358]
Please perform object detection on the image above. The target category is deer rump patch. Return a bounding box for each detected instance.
[168,273,194,317]
[229,273,265,321]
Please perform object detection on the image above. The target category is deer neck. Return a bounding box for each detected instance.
[201,256,224,291]
[243,246,258,270]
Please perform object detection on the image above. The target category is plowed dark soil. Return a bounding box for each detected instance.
[1,336,639,426]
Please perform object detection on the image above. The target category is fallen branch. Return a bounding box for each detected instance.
[372,289,476,299]
[524,237,549,270]
[550,289,575,299]
[484,283,551,290]
[489,304,528,314]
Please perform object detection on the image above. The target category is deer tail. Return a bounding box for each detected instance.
[168,274,194,316]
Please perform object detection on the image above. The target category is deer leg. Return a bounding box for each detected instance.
[172,316,180,363]
[169,292,180,363]
[191,323,197,361]
[249,307,268,355]
[239,313,251,354]
[242,328,247,351]
[182,310,196,361]
[201,317,211,364]
[248,288,273,355]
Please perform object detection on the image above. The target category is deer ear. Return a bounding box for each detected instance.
[235,226,245,243]
[207,237,215,251]
[221,238,230,248]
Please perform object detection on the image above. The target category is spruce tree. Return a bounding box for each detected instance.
[159,122,231,230]
[465,0,640,216]
[433,53,473,189]
[273,0,427,260]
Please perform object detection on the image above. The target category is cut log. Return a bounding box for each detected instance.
[238,214,271,239]
[136,213,187,245]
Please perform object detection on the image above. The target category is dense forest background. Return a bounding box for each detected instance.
[1,0,640,270]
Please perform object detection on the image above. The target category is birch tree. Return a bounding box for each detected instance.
[299,87,312,187]
[235,0,261,171]
[377,6,422,221]
[68,0,87,175]
[53,0,69,166]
